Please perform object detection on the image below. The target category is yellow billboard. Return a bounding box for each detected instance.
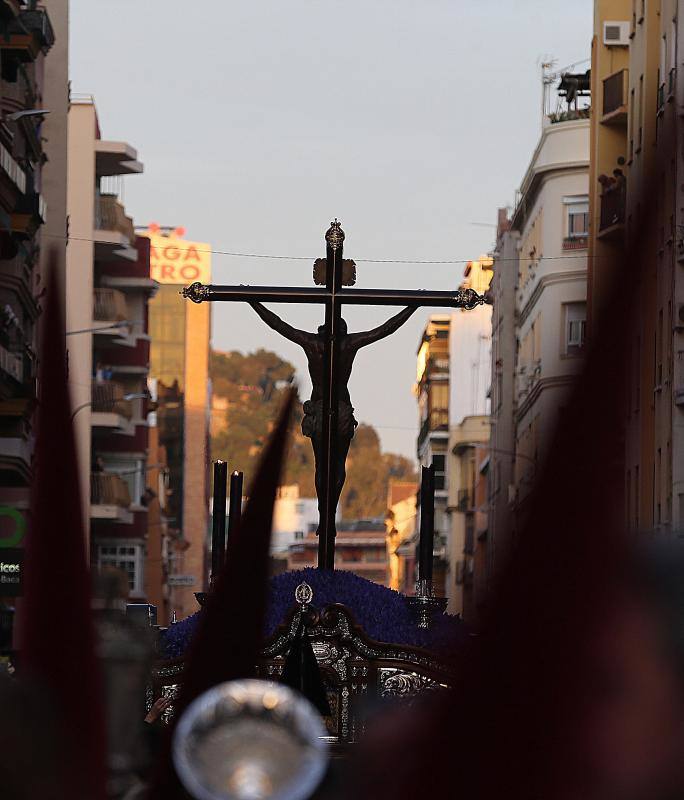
[146,232,211,285]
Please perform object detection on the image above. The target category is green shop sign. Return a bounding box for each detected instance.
[0,506,26,549]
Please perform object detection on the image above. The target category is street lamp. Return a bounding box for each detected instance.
[70,392,148,421]
[66,320,134,336]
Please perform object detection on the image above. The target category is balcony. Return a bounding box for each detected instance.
[417,408,449,447]
[0,143,26,195]
[562,235,588,251]
[94,194,136,261]
[95,140,143,178]
[93,287,127,326]
[0,343,22,384]
[90,472,133,524]
[598,181,626,239]
[0,6,54,60]
[602,69,628,126]
[90,380,134,431]
[10,171,45,236]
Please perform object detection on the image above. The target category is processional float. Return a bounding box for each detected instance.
[151,222,489,799]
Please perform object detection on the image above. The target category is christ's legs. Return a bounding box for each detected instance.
[311,431,352,538]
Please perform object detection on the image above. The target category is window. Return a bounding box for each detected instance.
[294,531,304,541]
[565,198,589,238]
[96,542,144,595]
[564,302,587,354]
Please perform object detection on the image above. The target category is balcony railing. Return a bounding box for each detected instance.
[95,194,135,242]
[0,343,22,382]
[93,287,127,322]
[562,235,588,251]
[0,143,26,193]
[599,181,626,232]
[602,69,628,118]
[91,380,133,419]
[91,472,131,508]
[418,408,449,444]
[17,8,55,50]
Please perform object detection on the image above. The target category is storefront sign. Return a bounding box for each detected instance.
[168,574,196,587]
[0,548,22,596]
[146,233,211,285]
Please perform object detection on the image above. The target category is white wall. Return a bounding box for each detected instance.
[449,305,492,426]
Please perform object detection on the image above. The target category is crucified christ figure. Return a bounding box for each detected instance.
[249,302,416,533]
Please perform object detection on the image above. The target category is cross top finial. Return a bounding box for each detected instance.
[325,219,345,251]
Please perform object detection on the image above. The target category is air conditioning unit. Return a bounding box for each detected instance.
[603,21,630,46]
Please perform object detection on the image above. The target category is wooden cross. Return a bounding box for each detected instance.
[183,221,489,570]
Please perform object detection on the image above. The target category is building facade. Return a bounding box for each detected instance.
[0,2,57,580]
[415,315,450,594]
[67,98,158,603]
[511,114,590,516]
[587,0,684,534]
[288,519,389,585]
[385,480,417,593]
[444,257,492,616]
[448,415,489,620]
[487,210,519,586]
[271,484,320,557]
[146,227,211,619]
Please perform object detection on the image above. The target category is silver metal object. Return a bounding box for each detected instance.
[294,581,313,608]
[173,680,328,800]
[407,579,448,629]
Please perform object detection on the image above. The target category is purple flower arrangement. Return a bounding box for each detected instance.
[161,568,468,661]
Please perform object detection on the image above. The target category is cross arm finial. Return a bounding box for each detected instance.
[325,219,345,252]
[182,282,211,304]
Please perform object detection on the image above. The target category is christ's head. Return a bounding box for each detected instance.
[318,319,348,337]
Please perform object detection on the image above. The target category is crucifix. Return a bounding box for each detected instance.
[183,221,489,570]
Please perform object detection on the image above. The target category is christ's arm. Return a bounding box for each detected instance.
[249,302,308,347]
[349,306,417,350]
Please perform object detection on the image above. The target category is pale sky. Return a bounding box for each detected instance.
[70,0,593,460]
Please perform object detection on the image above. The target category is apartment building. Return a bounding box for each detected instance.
[487,210,519,585]
[288,519,389,586]
[67,98,158,604]
[146,227,211,619]
[415,315,451,595]
[270,484,320,558]
[0,1,57,570]
[443,257,492,618]
[385,480,417,594]
[511,111,590,515]
[587,1,684,533]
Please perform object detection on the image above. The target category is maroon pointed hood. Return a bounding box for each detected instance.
[19,262,107,800]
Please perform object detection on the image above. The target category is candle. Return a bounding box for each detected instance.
[228,470,244,543]
[418,464,435,584]
[210,461,228,579]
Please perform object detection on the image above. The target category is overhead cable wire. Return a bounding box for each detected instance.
[41,232,612,266]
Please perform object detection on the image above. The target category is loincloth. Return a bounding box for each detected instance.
[302,400,358,441]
